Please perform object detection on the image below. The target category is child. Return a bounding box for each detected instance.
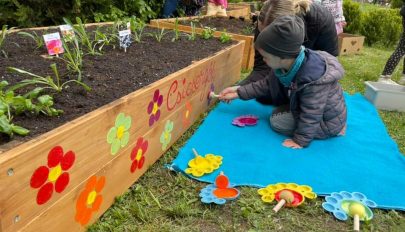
[316,0,346,34]
[206,0,228,17]
[379,3,405,85]
[219,15,347,149]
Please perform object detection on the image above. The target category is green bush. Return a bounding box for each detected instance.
[0,0,163,28]
[343,0,363,34]
[391,0,404,9]
[361,8,402,46]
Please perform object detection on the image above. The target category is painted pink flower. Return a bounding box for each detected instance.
[232,115,258,127]
[147,89,163,126]
[130,137,148,173]
[30,146,75,205]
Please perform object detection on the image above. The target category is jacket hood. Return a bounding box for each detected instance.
[295,49,344,86]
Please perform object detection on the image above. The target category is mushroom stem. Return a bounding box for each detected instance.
[353,214,360,231]
[273,199,286,213]
[192,148,199,157]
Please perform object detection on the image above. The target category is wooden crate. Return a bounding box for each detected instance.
[150,16,255,70]
[338,33,365,55]
[0,27,244,231]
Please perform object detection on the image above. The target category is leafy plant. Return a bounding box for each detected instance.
[201,27,216,40]
[17,31,44,49]
[0,25,11,58]
[94,27,118,52]
[148,27,168,43]
[7,63,91,93]
[172,18,181,42]
[129,17,146,43]
[187,22,197,41]
[241,25,254,35]
[219,30,232,43]
[64,17,100,56]
[0,80,63,137]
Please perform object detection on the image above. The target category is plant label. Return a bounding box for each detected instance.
[119,29,132,52]
[59,24,75,41]
[127,22,131,31]
[43,32,64,56]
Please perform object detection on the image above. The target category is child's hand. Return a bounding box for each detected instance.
[282,139,302,149]
[219,86,240,103]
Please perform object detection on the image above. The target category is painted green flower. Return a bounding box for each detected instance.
[160,120,174,151]
[107,113,132,155]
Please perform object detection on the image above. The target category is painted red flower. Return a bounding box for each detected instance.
[130,137,148,173]
[147,89,163,126]
[30,146,75,205]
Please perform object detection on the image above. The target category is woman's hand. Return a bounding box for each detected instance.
[282,139,302,149]
[219,86,240,103]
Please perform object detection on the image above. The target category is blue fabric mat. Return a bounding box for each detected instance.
[169,93,405,210]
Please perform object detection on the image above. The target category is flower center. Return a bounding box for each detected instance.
[152,103,158,115]
[164,132,169,140]
[136,149,143,160]
[48,165,62,182]
[87,190,97,205]
[116,126,125,139]
[185,110,189,118]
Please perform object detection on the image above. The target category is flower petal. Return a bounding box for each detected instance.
[115,113,125,127]
[138,156,145,169]
[131,160,138,173]
[107,127,117,144]
[166,121,174,132]
[95,176,106,192]
[55,172,70,193]
[77,189,90,211]
[30,166,49,188]
[92,195,103,211]
[120,132,130,147]
[147,101,154,114]
[77,207,92,226]
[111,138,121,155]
[141,140,148,152]
[61,151,75,171]
[157,94,163,106]
[122,116,132,130]
[48,146,63,168]
[86,176,97,190]
[155,110,161,122]
[149,115,155,127]
[153,89,159,102]
[37,182,54,205]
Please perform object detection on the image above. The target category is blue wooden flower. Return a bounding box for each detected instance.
[322,191,377,221]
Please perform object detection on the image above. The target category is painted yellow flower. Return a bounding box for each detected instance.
[258,183,317,207]
[107,113,132,155]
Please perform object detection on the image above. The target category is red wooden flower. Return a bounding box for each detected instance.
[30,146,75,205]
[75,176,106,226]
[130,137,148,173]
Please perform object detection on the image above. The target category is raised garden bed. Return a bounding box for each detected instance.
[0,23,243,231]
[150,16,255,70]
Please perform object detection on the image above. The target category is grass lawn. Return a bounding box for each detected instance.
[89,46,405,231]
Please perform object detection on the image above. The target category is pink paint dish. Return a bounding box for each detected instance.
[232,115,258,127]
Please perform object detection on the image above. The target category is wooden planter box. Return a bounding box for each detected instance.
[338,33,365,55]
[149,16,255,70]
[0,29,244,231]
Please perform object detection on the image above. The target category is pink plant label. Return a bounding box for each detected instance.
[232,115,258,127]
[43,32,64,56]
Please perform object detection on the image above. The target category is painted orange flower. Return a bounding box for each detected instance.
[182,101,193,128]
[75,176,106,226]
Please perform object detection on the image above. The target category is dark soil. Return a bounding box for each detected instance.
[179,17,255,35]
[0,26,236,147]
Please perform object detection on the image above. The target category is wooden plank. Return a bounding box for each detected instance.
[0,41,244,232]
[150,16,254,70]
